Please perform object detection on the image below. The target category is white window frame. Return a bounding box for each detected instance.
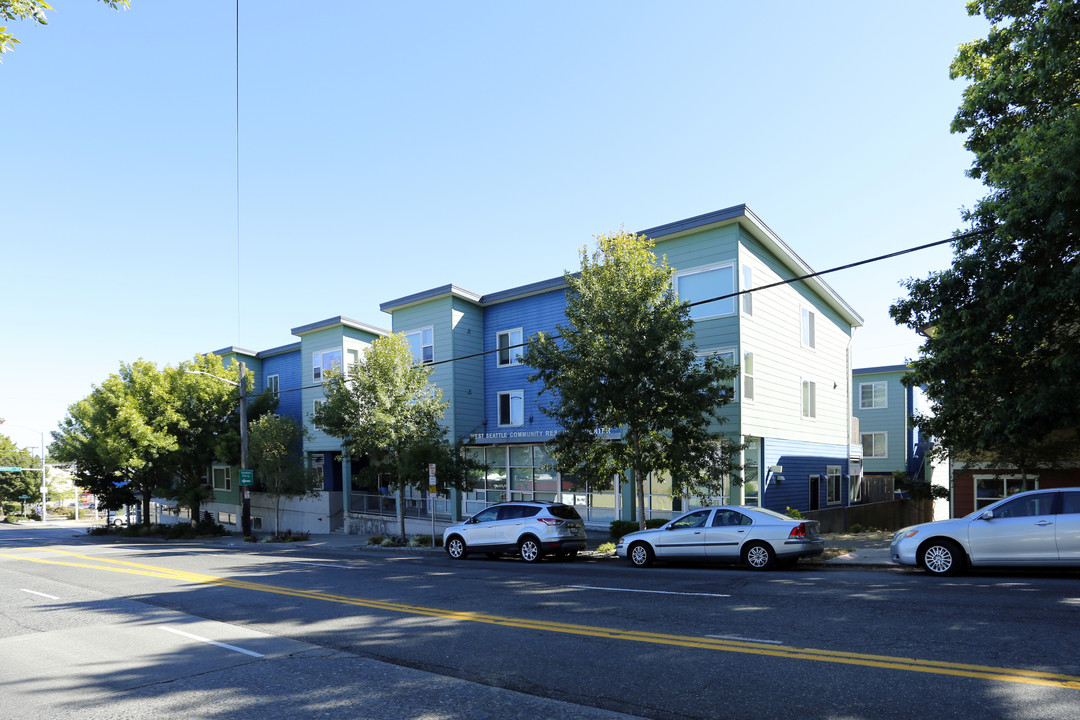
[802,379,816,419]
[266,374,280,397]
[312,399,324,417]
[312,349,343,382]
[497,328,524,367]
[406,327,435,365]
[674,262,736,320]
[742,351,755,402]
[697,348,736,401]
[310,453,325,482]
[801,307,816,349]
[498,389,525,427]
[741,264,753,316]
[859,381,888,409]
[827,465,842,505]
[212,465,231,491]
[861,431,888,458]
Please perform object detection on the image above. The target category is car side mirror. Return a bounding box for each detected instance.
[980,510,994,521]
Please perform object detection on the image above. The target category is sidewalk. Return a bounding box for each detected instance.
[26,518,897,568]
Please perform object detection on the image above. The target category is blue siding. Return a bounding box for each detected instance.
[262,349,303,428]
[761,438,850,513]
[479,288,567,441]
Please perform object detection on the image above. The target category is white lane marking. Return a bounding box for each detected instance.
[159,626,265,658]
[21,589,60,600]
[567,585,730,598]
[706,634,784,645]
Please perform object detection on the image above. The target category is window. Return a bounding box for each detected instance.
[742,352,755,402]
[1062,492,1080,515]
[801,307,816,348]
[802,380,816,418]
[860,382,887,409]
[697,349,736,400]
[347,348,359,368]
[711,509,751,527]
[498,390,524,426]
[861,432,887,458]
[675,263,735,320]
[212,466,231,491]
[497,329,523,367]
[827,465,842,505]
[406,327,434,365]
[992,493,1054,518]
[310,453,325,482]
[974,475,1037,510]
[313,349,342,381]
[217,511,237,525]
[671,509,711,529]
[266,374,280,397]
[742,264,753,316]
[312,399,324,417]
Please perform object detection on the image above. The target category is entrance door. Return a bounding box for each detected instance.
[809,475,820,511]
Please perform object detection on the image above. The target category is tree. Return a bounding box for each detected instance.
[311,333,470,539]
[51,361,178,523]
[0,434,40,515]
[521,229,742,530]
[1,1,129,59]
[891,0,1080,470]
[248,413,320,536]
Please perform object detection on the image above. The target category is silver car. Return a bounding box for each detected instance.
[891,487,1080,575]
[615,506,824,570]
[443,501,587,563]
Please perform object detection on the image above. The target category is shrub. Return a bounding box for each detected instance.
[367,535,385,546]
[848,523,866,534]
[610,517,671,538]
[645,518,667,529]
[785,506,804,520]
[596,542,616,554]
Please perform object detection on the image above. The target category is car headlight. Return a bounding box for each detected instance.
[894,529,919,542]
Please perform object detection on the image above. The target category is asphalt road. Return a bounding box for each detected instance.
[1,523,1079,720]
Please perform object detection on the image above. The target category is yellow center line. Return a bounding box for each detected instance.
[6,547,1078,690]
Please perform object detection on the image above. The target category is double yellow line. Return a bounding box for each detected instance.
[6,547,1079,690]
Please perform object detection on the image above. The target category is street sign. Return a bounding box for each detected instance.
[239,469,254,486]
[0,466,21,472]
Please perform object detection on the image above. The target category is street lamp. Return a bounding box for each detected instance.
[186,363,250,536]
[0,419,48,524]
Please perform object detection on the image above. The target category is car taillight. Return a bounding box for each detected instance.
[788,523,808,539]
[537,517,564,526]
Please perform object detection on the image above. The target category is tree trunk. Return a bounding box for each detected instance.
[397,485,406,539]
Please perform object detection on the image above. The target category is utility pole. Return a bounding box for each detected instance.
[239,361,251,537]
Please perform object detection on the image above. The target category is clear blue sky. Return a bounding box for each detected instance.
[1,1,989,449]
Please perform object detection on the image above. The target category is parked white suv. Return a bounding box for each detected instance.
[443,501,587,563]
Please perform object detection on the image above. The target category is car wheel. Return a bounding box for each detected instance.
[628,541,654,568]
[445,535,467,560]
[743,541,776,570]
[920,539,964,576]
[519,536,543,563]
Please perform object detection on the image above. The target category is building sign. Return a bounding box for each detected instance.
[469,428,621,444]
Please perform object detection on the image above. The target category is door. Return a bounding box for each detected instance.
[704,508,751,560]
[654,509,712,559]
[1057,491,1080,562]
[967,491,1059,564]
[462,506,502,548]
[809,476,820,511]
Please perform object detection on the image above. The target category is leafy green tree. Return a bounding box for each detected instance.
[0,434,40,515]
[51,361,178,523]
[248,413,321,536]
[311,333,470,539]
[891,0,1080,470]
[1,1,129,59]
[522,229,742,530]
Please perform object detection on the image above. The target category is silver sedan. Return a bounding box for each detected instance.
[891,487,1080,575]
[615,506,824,570]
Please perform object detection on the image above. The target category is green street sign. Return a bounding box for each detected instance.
[0,466,20,472]
[239,469,254,486]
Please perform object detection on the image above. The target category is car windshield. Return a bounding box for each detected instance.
[745,507,795,522]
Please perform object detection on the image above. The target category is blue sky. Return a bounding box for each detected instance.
[1,1,989,449]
